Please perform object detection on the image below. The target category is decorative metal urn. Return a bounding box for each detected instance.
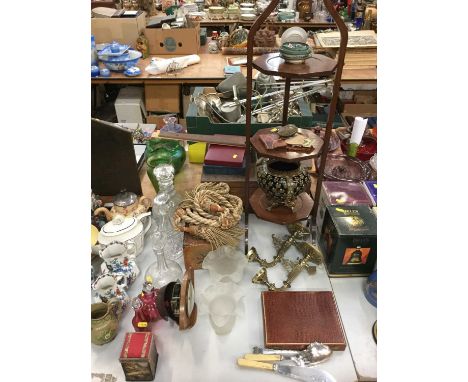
[256,158,311,211]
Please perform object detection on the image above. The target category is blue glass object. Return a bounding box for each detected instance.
[364,270,377,307]
[160,116,185,133]
[91,65,100,77]
[355,17,363,30]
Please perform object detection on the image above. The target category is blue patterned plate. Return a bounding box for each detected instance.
[124,66,141,77]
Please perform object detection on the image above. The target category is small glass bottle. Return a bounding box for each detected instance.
[151,164,184,260]
[145,231,182,288]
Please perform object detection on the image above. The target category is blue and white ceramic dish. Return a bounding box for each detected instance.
[124,66,142,77]
[99,42,131,57]
[100,50,142,72]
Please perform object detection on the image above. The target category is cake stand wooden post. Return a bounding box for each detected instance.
[309,1,349,224]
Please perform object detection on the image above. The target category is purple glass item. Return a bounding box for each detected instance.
[363,180,377,206]
[323,181,372,205]
[317,154,370,182]
[160,116,186,134]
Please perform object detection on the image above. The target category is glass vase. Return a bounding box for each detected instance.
[145,231,182,289]
[150,164,184,260]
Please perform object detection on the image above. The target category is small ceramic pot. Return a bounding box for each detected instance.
[91,299,123,345]
[97,213,151,256]
[99,241,140,286]
[256,158,311,210]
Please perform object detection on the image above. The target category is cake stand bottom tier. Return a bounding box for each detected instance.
[249,189,313,224]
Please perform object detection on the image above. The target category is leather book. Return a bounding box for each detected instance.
[261,291,346,351]
[204,144,245,168]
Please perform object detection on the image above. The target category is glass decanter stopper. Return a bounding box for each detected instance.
[151,164,184,260]
[145,231,182,289]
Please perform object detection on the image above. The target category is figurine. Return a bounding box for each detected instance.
[131,281,162,332]
[136,34,149,59]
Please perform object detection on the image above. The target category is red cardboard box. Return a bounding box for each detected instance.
[119,332,159,381]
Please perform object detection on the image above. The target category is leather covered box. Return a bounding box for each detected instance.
[261,291,346,351]
[319,205,377,277]
[204,144,246,168]
[119,332,159,381]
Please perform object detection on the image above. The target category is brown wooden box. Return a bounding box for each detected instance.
[145,84,181,113]
[183,233,212,270]
[119,332,159,381]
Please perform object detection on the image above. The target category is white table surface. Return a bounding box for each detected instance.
[330,278,377,381]
[92,215,374,382]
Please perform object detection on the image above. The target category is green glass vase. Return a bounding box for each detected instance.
[146,138,186,192]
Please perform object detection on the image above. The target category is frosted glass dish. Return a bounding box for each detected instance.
[202,245,248,283]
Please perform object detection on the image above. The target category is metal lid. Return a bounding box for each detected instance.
[113,190,137,207]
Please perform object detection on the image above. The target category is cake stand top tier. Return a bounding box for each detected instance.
[253,53,338,79]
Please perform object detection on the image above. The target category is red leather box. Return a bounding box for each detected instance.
[204,144,245,168]
[119,332,159,381]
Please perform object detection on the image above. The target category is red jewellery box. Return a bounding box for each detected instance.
[204,144,245,167]
[119,332,159,381]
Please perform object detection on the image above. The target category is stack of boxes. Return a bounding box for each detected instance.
[203,144,246,176]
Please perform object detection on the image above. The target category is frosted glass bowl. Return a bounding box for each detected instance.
[202,245,248,283]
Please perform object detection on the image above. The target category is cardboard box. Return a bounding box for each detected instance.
[91,12,146,46]
[316,181,373,234]
[145,26,200,55]
[145,84,180,113]
[119,332,159,381]
[319,205,377,277]
[115,86,147,123]
[342,103,377,118]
